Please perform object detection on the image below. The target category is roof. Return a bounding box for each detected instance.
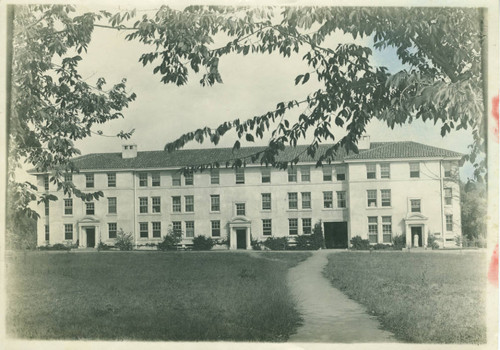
[28,141,463,173]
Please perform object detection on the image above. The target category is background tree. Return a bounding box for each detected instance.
[460,181,487,247]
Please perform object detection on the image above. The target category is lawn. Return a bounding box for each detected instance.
[6,251,311,341]
[324,251,487,344]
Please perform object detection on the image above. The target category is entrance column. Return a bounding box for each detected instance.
[230,228,237,250]
[246,228,251,250]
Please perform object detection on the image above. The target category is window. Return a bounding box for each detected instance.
[85,173,94,188]
[108,223,117,239]
[86,202,95,215]
[302,218,312,234]
[368,216,378,243]
[410,162,420,178]
[337,191,346,208]
[185,221,195,238]
[235,168,245,184]
[185,195,194,212]
[288,167,297,182]
[151,173,160,187]
[108,197,117,214]
[367,190,377,207]
[446,215,453,231]
[288,192,298,209]
[45,225,49,241]
[444,162,453,178]
[323,166,332,181]
[261,169,271,183]
[64,173,72,183]
[152,222,161,238]
[139,172,148,187]
[172,221,182,235]
[107,173,116,187]
[302,192,311,209]
[211,195,220,212]
[139,222,148,238]
[262,219,272,236]
[444,188,452,206]
[64,224,73,240]
[236,203,246,216]
[336,166,346,181]
[211,220,221,237]
[172,173,181,186]
[380,164,390,179]
[44,202,49,216]
[323,191,333,208]
[382,216,392,243]
[301,167,310,182]
[184,171,194,186]
[366,164,376,179]
[44,175,49,191]
[172,196,181,212]
[139,197,148,213]
[289,218,298,235]
[381,189,391,207]
[64,198,73,215]
[210,169,220,184]
[411,199,421,213]
[152,197,161,213]
[261,193,271,210]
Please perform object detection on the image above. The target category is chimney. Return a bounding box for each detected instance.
[122,144,137,159]
[358,135,371,150]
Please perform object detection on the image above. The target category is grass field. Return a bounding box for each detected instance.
[6,251,311,341]
[324,251,487,344]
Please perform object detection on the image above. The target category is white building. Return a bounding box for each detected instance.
[32,138,462,249]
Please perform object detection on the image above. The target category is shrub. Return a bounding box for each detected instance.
[350,236,370,250]
[294,235,317,250]
[251,239,263,250]
[392,234,406,250]
[38,243,71,251]
[115,229,133,251]
[158,228,182,251]
[311,221,326,249]
[97,241,112,251]
[373,243,393,250]
[192,235,215,250]
[263,237,288,251]
[427,234,440,250]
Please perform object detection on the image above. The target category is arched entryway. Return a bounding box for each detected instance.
[228,216,251,250]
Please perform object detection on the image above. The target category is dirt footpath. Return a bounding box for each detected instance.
[287,250,396,343]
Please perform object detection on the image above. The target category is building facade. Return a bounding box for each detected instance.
[33,138,463,249]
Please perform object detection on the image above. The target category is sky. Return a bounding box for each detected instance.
[34,4,478,179]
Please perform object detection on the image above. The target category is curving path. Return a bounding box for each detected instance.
[287,250,396,343]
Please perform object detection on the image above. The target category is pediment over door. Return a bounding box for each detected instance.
[405,213,428,222]
[229,216,251,224]
[78,216,100,224]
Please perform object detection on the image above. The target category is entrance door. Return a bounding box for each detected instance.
[411,226,422,247]
[324,222,348,249]
[236,229,247,249]
[86,227,96,248]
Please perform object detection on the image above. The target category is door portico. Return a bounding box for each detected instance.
[77,216,100,248]
[228,217,251,250]
[404,213,428,248]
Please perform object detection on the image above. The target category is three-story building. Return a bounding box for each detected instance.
[32,137,462,249]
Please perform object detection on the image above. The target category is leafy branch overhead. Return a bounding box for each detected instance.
[7,5,487,223]
[8,5,137,218]
[116,6,485,179]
